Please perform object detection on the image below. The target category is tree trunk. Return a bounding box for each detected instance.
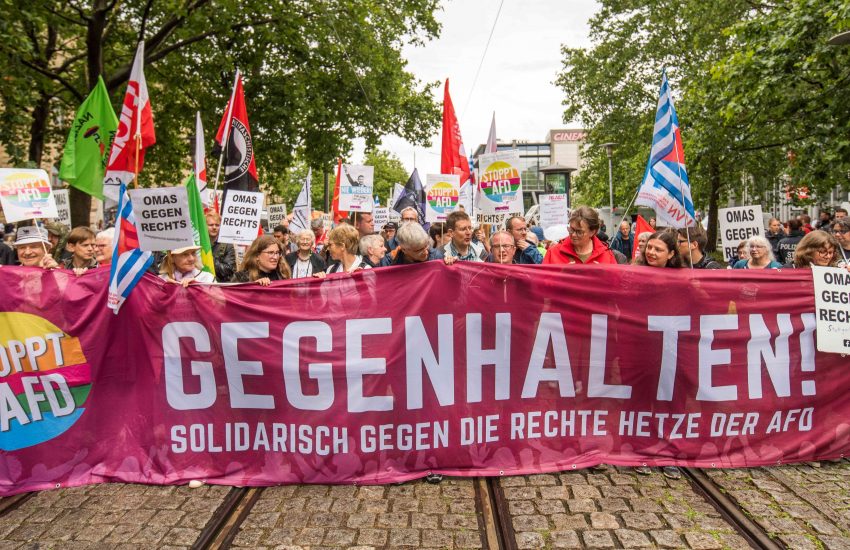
[70,0,109,227]
[27,94,51,166]
[706,160,722,254]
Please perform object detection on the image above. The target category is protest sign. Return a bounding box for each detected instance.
[129,187,194,251]
[538,194,570,229]
[219,190,263,245]
[477,150,523,214]
[476,211,522,226]
[0,265,845,495]
[339,164,374,212]
[373,207,389,231]
[425,174,460,222]
[719,205,764,261]
[0,168,58,222]
[267,204,287,230]
[52,189,72,227]
[811,266,850,354]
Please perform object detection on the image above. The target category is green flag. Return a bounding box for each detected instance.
[58,76,118,200]
[186,175,216,277]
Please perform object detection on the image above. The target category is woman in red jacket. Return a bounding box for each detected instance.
[543,206,617,265]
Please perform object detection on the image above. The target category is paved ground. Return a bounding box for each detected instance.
[2,460,850,548]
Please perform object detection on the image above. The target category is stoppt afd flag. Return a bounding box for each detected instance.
[58,76,118,200]
[440,79,471,186]
[213,70,258,194]
[186,175,215,276]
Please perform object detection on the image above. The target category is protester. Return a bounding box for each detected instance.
[0,227,15,265]
[543,206,617,265]
[285,230,326,278]
[637,230,683,268]
[232,235,292,285]
[351,212,375,238]
[732,236,783,269]
[610,221,635,260]
[765,218,785,255]
[272,224,290,250]
[160,245,215,287]
[648,217,657,230]
[382,221,398,249]
[474,225,492,255]
[311,217,329,252]
[835,207,848,220]
[734,240,751,265]
[815,210,833,231]
[429,223,451,250]
[833,218,850,266]
[206,211,236,282]
[359,234,388,267]
[777,219,806,265]
[793,231,840,268]
[677,227,722,268]
[44,222,70,263]
[633,231,653,264]
[13,226,58,269]
[399,207,419,225]
[799,213,813,234]
[391,222,445,264]
[488,231,516,264]
[323,224,371,274]
[61,226,99,275]
[441,211,487,261]
[505,215,543,264]
[94,228,114,266]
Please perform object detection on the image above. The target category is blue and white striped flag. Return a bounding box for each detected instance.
[636,70,696,228]
[107,182,154,314]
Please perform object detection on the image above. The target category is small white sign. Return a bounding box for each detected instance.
[475,211,522,227]
[719,205,764,261]
[373,207,389,231]
[219,190,264,246]
[0,168,58,222]
[339,164,374,212]
[425,174,461,222]
[267,204,287,229]
[538,194,570,229]
[130,187,195,251]
[811,266,850,354]
[52,189,72,227]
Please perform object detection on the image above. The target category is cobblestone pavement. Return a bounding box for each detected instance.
[705,461,850,550]
[230,478,484,549]
[497,468,753,549]
[0,482,230,549]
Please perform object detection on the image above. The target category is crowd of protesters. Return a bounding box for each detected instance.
[2,205,849,281]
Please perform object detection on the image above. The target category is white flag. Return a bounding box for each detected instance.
[289,169,312,235]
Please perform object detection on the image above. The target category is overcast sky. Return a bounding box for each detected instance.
[355,0,599,176]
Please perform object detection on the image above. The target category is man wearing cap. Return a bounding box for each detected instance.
[382,221,398,251]
[43,222,70,263]
[13,226,58,269]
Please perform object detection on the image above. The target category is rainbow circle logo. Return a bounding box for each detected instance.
[0,171,53,211]
[0,312,91,451]
[479,160,520,204]
[427,181,460,215]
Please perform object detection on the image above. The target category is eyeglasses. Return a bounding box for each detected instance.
[492,244,516,249]
[676,239,688,245]
[815,248,834,256]
[569,227,587,237]
[402,217,418,223]
[833,229,850,234]
[261,250,281,257]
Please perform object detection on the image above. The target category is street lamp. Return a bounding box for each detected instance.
[600,143,617,222]
[828,31,850,45]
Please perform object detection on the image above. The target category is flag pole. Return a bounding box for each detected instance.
[212,69,240,208]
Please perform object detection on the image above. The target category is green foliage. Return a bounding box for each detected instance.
[364,148,408,203]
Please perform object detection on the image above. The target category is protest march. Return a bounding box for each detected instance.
[1,4,850,547]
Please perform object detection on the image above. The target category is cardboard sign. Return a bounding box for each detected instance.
[267,204,287,230]
[339,164,374,212]
[476,150,524,214]
[373,207,389,231]
[425,174,460,222]
[719,205,764,261]
[811,266,850,354]
[538,194,570,229]
[130,187,195,251]
[219,190,263,246]
[0,168,58,222]
[52,189,72,227]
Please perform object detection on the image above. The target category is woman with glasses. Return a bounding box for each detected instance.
[232,235,292,286]
[543,206,617,265]
[832,219,850,267]
[793,231,841,269]
[732,236,782,269]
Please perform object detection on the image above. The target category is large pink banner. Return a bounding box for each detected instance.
[1,263,848,496]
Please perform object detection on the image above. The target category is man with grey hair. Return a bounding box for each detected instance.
[311,217,328,253]
[387,207,420,252]
[488,231,517,264]
[391,222,444,264]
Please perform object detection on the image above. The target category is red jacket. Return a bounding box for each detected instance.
[543,236,617,265]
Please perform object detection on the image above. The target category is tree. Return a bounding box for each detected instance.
[364,148,408,204]
[0,0,442,224]
[557,0,850,250]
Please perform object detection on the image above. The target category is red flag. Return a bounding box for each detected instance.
[440,79,470,185]
[632,215,655,259]
[332,158,346,223]
[103,42,156,201]
[214,71,258,192]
